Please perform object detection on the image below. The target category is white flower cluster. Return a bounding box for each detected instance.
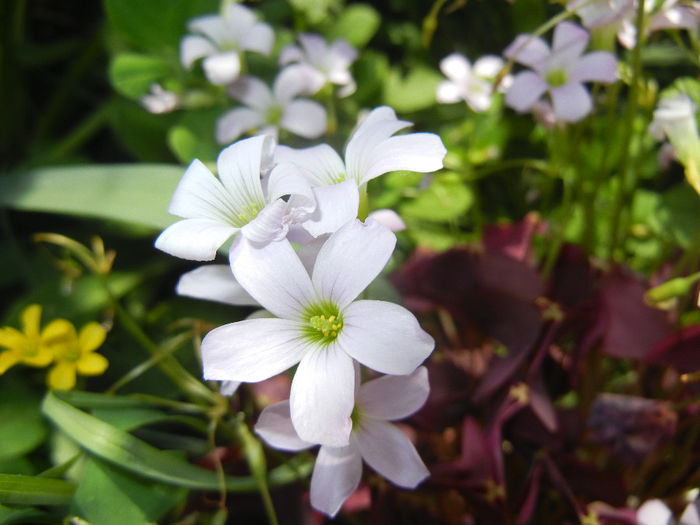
[155,104,447,516]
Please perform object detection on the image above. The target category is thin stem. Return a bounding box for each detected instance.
[608,0,647,261]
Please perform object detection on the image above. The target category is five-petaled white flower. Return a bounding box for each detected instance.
[504,21,618,122]
[154,135,314,261]
[279,33,359,97]
[200,219,434,446]
[216,66,327,145]
[274,106,446,237]
[255,366,431,517]
[180,3,274,86]
[437,53,511,112]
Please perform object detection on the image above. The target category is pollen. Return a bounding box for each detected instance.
[309,313,343,342]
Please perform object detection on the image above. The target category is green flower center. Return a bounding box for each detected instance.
[350,405,363,431]
[266,105,283,125]
[303,302,343,345]
[546,68,568,88]
[233,201,264,227]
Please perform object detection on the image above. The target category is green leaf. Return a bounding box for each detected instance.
[383,66,442,113]
[167,109,221,164]
[0,383,46,462]
[109,53,173,99]
[41,392,311,491]
[329,4,381,47]
[0,164,182,230]
[0,504,49,525]
[659,183,700,249]
[104,0,219,53]
[72,458,186,525]
[0,474,74,506]
[400,172,473,222]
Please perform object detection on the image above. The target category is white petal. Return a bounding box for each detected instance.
[550,21,589,66]
[367,209,406,232]
[221,3,257,37]
[278,44,304,65]
[440,53,471,82]
[176,265,258,306]
[240,199,290,244]
[229,236,315,319]
[358,132,446,185]
[290,345,355,446]
[275,144,346,187]
[167,159,228,220]
[310,444,363,517]
[505,71,548,112]
[216,135,269,217]
[220,381,241,396]
[298,33,328,64]
[280,99,327,139]
[300,181,359,238]
[312,219,395,308]
[266,164,316,206]
[503,34,551,70]
[355,420,429,488]
[241,22,274,55]
[337,79,357,98]
[617,18,637,49]
[551,82,592,122]
[569,51,617,83]
[201,318,308,382]
[358,366,429,421]
[637,499,675,525]
[216,107,265,145]
[274,64,319,102]
[328,38,358,66]
[436,80,462,104]
[254,401,314,451]
[339,300,434,375]
[228,76,274,111]
[473,55,505,78]
[187,15,228,45]
[297,234,327,274]
[202,51,241,86]
[155,219,236,261]
[681,499,700,525]
[180,35,217,69]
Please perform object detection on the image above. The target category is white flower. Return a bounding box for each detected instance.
[140,84,178,114]
[437,53,510,112]
[274,106,446,237]
[255,366,431,517]
[618,0,700,49]
[200,219,435,446]
[279,33,358,97]
[649,94,700,163]
[216,66,327,145]
[504,21,618,122]
[176,265,258,306]
[154,135,314,261]
[567,0,634,28]
[638,496,700,525]
[180,3,274,86]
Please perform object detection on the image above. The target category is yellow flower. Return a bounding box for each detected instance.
[0,304,72,374]
[48,322,108,390]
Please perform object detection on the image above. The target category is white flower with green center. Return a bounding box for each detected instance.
[216,66,327,145]
[437,53,511,112]
[254,366,431,517]
[273,106,446,237]
[504,21,618,122]
[155,135,314,261]
[201,219,434,446]
[180,3,274,86]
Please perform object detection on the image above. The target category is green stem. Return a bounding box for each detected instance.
[608,0,647,261]
[39,104,110,164]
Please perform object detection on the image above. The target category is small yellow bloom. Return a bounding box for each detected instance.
[48,322,108,390]
[0,304,72,374]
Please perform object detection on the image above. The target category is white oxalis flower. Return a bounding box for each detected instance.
[504,21,618,122]
[154,135,314,261]
[618,0,700,49]
[180,3,274,85]
[274,106,446,237]
[140,84,178,114]
[437,53,511,112]
[201,219,435,446]
[649,94,700,164]
[279,33,359,97]
[216,66,327,145]
[255,366,431,517]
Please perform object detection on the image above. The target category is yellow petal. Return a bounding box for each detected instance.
[41,319,76,346]
[0,351,20,374]
[78,323,106,353]
[23,345,54,368]
[48,362,77,390]
[21,304,42,339]
[0,327,26,351]
[76,353,108,376]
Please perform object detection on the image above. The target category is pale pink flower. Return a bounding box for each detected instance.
[437,53,511,112]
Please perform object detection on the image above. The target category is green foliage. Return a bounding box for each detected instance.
[0,381,46,463]
[109,53,175,99]
[384,66,442,113]
[329,4,381,48]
